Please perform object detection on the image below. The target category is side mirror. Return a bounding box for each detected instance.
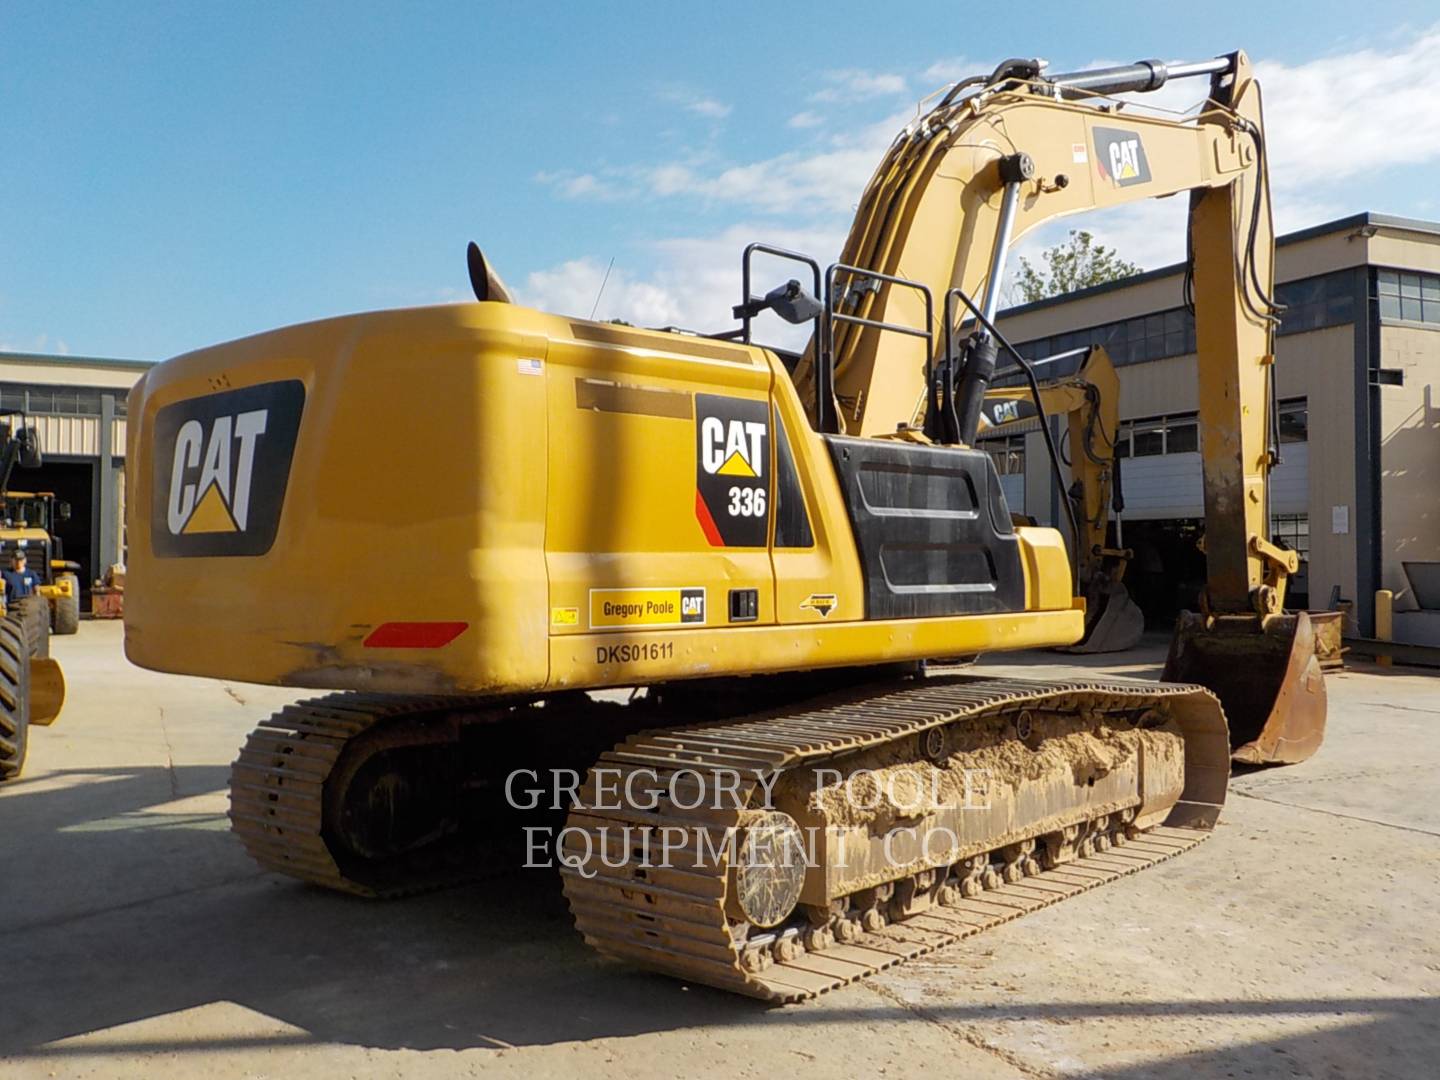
[57,502,71,522]
[18,427,42,469]
[766,280,824,325]
[732,279,824,325]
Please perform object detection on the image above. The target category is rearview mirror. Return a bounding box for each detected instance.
[18,427,42,469]
[56,502,71,522]
[766,280,824,325]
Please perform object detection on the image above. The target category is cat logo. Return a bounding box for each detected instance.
[151,380,304,558]
[167,411,268,536]
[694,394,769,548]
[799,593,838,618]
[1093,126,1151,187]
[979,397,1037,431]
[700,415,766,478]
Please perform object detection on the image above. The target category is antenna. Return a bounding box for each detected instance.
[589,257,615,320]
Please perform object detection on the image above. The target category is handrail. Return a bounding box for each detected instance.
[823,263,935,435]
[739,244,823,347]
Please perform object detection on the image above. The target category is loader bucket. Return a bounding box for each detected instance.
[1162,610,1326,766]
[28,656,65,726]
[1062,581,1145,654]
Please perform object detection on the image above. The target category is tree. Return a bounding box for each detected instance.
[1011,230,1141,304]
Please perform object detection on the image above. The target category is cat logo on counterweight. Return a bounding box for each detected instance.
[151,380,304,557]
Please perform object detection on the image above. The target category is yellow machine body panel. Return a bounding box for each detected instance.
[124,303,1082,693]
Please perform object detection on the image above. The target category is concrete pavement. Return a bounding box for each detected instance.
[2,622,1437,1078]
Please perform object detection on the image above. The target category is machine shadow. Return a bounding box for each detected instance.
[5,765,1439,1074]
[2,763,770,1056]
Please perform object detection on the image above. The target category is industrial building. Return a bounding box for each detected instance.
[0,351,151,598]
[989,211,1440,645]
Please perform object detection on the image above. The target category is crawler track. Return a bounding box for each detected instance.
[561,676,1228,1001]
[228,675,1228,1001]
[229,693,506,897]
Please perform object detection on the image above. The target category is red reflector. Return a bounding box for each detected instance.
[363,622,469,649]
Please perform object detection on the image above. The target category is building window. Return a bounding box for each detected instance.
[1005,268,1355,381]
[1272,512,1310,607]
[1377,269,1440,325]
[1131,421,1165,457]
[0,383,128,417]
[1278,399,1308,443]
[1166,417,1199,454]
[1276,273,1355,333]
[1271,513,1309,561]
[982,434,1026,476]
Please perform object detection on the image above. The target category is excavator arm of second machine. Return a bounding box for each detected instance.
[981,347,1143,653]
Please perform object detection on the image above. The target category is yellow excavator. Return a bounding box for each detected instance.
[125,50,1325,999]
[979,345,1145,652]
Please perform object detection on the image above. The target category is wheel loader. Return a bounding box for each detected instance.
[0,417,68,780]
[125,51,1325,999]
[0,490,83,635]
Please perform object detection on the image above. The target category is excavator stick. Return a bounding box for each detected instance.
[1162,611,1326,765]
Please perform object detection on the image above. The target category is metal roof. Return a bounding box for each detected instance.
[0,350,153,371]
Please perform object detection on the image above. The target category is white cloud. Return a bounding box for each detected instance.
[921,57,976,85]
[809,69,908,104]
[528,31,1440,325]
[534,169,624,200]
[522,257,689,327]
[625,111,903,214]
[659,87,733,120]
[0,332,66,356]
[686,97,732,120]
[519,223,845,348]
[1258,30,1440,189]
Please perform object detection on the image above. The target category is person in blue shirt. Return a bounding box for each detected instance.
[3,550,42,604]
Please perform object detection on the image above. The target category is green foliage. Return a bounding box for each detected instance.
[1012,230,1141,304]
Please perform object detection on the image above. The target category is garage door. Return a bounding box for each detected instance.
[1120,444,1307,519]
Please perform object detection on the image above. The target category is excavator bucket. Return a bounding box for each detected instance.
[1162,610,1326,766]
[1063,581,1145,654]
[28,656,65,726]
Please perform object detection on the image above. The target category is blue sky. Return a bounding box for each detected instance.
[4,3,1440,360]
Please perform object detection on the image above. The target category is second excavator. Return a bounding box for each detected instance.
[124,50,1324,999]
[979,344,1145,653]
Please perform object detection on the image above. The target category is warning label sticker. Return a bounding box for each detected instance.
[589,588,706,630]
